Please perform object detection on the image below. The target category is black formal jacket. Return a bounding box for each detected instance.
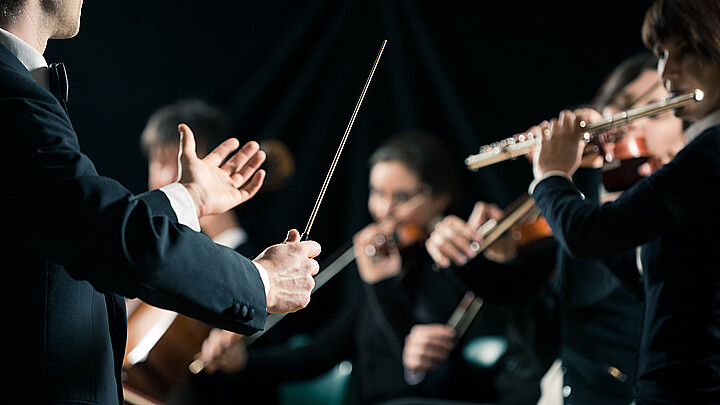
[533,127,720,404]
[0,43,267,404]
[553,168,643,405]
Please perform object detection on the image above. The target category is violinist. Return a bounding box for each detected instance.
[418,197,560,404]
[191,131,526,404]
[531,0,720,403]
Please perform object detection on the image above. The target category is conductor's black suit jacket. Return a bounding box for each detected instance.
[0,43,267,404]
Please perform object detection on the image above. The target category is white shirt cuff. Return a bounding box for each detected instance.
[528,171,573,195]
[159,183,201,232]
[253,261,271,298]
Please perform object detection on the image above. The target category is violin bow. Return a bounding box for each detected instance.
[430,193,537,273]
[189,40,387,373]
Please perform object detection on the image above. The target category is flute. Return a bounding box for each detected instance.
[465,89,704,171]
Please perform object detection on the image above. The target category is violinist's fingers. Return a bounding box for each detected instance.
[427,229,468,267]
[467,201,503,230]
[443,215,483,242]
[467,202,487,230]
[426,215,483,268]
[425,238,451,269]
[441,222,477,260]
[637,162,654,177]
[352,224,380,256]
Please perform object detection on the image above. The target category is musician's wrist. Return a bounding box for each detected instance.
[528,170,573,194]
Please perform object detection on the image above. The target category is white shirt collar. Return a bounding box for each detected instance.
[685,109,720,142]
[0,27,49,89]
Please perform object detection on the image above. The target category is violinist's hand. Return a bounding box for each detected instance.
[178,123,267,219]
[254,229,321,314]
[194,328,247,374]
[533,110,591,181]
[353,223,402,284]
[403,324,456,372]
[425,201,500,268]
[472,201,519,263]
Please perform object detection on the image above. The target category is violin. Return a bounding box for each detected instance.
[365,222,429,258]
[364,190,433,260]
[598,133,662,192]
[509,207,553,252]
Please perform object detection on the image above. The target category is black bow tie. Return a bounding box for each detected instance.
[48,62,69,105]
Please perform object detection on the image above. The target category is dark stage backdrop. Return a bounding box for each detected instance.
[44,0,655,306]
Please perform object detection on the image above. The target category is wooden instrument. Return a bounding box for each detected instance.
[122,302,212,402]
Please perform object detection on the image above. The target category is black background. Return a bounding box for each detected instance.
[45,0,656,267]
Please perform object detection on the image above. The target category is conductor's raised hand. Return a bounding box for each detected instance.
[177,123,267,219]
[253,229,321,314]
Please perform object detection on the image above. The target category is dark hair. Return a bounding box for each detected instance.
[642,0,720,63]
[590,52,659,110]
[0,0,25,23]
[140,98,233,158]
[368,130,462,206]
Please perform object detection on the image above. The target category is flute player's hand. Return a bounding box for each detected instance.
[533,109,595,180]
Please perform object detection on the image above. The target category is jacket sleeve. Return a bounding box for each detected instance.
[554,167,644,304]
[2,64,267,334]
[531,130,720,259]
